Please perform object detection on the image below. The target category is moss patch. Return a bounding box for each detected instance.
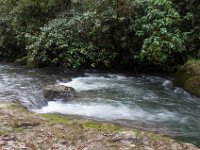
[9,103,28,113]
[40,113,121,132]
[39,113,71,125]
[80,121,122,132]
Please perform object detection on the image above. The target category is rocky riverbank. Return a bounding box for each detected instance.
[0,102,199,150]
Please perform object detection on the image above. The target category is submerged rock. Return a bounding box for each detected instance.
[43,85,77,101]
[15,56,28,65]
[173,60,200,97]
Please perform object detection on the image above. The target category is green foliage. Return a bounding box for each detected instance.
[0,0,70,61]
[13,0,69,32]
[0,0,199,69]
[172,0,200,58]
[132,0,186,64]
[0,0,20,60]
[27,0,135,68]
[26,11,97,68]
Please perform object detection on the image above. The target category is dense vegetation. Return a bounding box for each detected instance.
[0,0,199,69]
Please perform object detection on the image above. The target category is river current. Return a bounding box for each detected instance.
[0,64,200,147]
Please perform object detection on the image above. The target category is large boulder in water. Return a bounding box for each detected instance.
[173,60,200,97]
[43,85,77,101]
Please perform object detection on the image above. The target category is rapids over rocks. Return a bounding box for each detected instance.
[0,64,200,147]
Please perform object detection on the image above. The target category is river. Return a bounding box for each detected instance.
[0,63,200,147]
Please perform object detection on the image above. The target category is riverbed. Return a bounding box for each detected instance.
[0,63,199,147]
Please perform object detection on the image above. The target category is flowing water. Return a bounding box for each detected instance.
[0,64,200,147]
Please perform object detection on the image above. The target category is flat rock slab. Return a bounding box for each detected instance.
[0,102,200,150]
[43,85,77,101]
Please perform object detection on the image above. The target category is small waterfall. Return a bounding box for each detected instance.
[0,64,48,109]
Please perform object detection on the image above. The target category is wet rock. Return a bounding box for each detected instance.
[43,85,77,101]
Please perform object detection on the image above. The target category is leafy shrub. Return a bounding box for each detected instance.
[132,0,186,64]
[172,0,200,58]
[27,0,135,68]
[0,0,199,69]
[26,11,98,68]
[0,0,70,61]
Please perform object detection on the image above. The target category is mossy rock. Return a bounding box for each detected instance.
[173,60,200,97]
[184,76,200,97]
[15,56,28,65]
[27,61,39,68]
[174,62,200,86]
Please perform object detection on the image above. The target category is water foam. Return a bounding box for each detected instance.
[59,77,108,91]
[33,101,179,122]
[162,80,173,88]
[59,74,128,92]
